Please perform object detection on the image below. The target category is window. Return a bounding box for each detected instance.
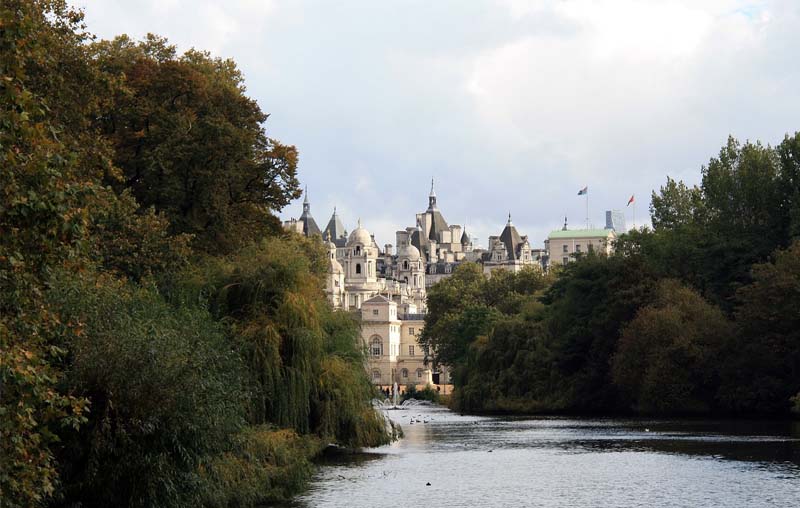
[416,369,423,379]
[409,345,415,356]
[371,336,382,357]
[355,263,361,274]
[562,244,568,253]
[372,369,381,381]
[403,260,409,270]
[409,327,415,336]
[576,244,581,253]
[404,276,409,284]
[372,309,379,315]
[355,246,361,256]
[563,256,569,264]
[402,368,408,379]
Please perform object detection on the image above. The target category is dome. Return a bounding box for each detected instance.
[347,220,372,247]
[397,242,421,261]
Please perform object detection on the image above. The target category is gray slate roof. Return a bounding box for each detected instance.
[323,209,346,242]
[499,221,523,260]
[427,210,449,242]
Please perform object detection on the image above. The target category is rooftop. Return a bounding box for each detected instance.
[548,229,615,239]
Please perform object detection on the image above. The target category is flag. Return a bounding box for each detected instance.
[627,194,635,207]
[577,186,588,196]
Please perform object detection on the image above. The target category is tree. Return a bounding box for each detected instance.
[1,3,94,505]
[719,241,800,414]
[90,35,301,252]
[612,280,730,414]
[650,177,703,231]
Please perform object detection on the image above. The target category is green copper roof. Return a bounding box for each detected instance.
[548,229,615,239]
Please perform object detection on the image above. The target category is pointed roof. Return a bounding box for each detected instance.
[363,294,392,305]
[461,229,471,245]
[499,213,523,260]
[298,188,321,237]
[323,206,345,241]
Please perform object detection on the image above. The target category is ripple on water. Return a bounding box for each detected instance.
[293,407,800,508]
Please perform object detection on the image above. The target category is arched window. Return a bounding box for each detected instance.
[403,276,409,284]
[416,369,423,379]
[356,263,362,274]
[401,368,408,379]
[355,246,361,256]
[372,369,381,381]
[370,336,382,357]
[403,260,409,270]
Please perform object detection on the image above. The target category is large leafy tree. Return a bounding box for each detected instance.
[612,280,730,414]
[718,241,800,414]
[90,35,301,252]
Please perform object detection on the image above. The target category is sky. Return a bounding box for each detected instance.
[78,0,800,249]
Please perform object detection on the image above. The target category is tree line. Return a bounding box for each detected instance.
[1,2,390,507]
[420,136,800,417]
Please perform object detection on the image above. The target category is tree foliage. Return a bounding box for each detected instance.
[1,3,387,506]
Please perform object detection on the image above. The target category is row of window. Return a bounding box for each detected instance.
[371,369,423,380]
[562,243,595,253]
[370,336,415,357]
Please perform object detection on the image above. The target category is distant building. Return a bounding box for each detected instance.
[285,184,537,389]
[546,219,616,267]
[605,210,626,233]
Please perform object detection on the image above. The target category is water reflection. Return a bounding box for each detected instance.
[293,405,800,507]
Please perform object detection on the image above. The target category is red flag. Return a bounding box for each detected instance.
[627,195,635,207]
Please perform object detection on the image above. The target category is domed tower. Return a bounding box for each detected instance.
[324,237,345,308]
[396,238,426,311]
[344,219,379,309]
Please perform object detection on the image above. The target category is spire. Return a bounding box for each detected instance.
[428,178,437,210]
[302,186,310,215]
[507,212,512,225]
[563,216,568,231]
[357,218,362,228]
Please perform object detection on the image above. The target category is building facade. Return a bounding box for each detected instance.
[545,220,616,267]
[283,184,539,388]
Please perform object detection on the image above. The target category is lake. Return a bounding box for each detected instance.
[292,402,800,507]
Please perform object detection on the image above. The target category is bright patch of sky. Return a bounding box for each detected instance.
[78,0,799,249]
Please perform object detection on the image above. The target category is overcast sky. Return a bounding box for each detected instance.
[79,0,800,249]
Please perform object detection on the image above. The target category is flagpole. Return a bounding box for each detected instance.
[633,200,636,230]
[585,192,589,230]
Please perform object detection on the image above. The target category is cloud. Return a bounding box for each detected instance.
[78,0,800,248]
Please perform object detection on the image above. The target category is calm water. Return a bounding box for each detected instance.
[293,403,800,507]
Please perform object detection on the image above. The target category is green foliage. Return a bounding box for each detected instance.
[1,3,385,506]
[420,264,550,375]
[438,134,800,418]
[718,240,800,414]
[89,35,301,253]
[170,235,389,448]
[613,280,731,414]
[200,427,322,507]
[402,384,440,403]
[49,272,245,508]
[1,2,95,505]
